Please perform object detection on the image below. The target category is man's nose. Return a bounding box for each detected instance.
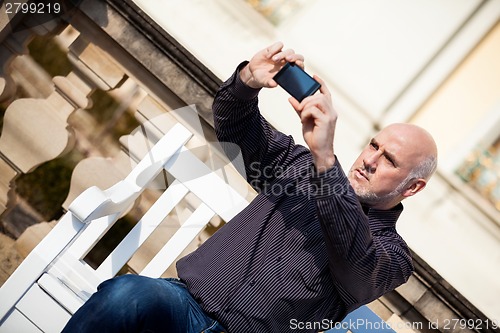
[363,151,381,173]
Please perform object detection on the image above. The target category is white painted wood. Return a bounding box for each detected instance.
[17,284,71,333]
[96,180,189,278]
[124,124,191,189]
[46,251,106,301]
[37,273,85,315]
[69,123,192,224]
[0,124,195,330]
[140,203,215,277]
[0,119,255,331]
[166,147,249,222]
[39,124,194,297]
[0,309,42,333]
[56,213,122,278]
[0,212,84,320]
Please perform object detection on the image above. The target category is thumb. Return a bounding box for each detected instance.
[288,97,301,117]
[267,78,278,88]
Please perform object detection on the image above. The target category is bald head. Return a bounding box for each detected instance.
[348,123,438,209]
[380,123,438,181]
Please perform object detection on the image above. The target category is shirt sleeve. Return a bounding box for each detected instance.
[310,160,413,311]
[213,63,413,312]
[212,62,305,192]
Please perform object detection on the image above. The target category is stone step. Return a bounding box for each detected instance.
[0,233,22,287]
[0,220,55,287]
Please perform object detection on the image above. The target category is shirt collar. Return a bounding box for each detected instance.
[364,203,404,232]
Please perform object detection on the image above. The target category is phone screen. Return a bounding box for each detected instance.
[273,62,321,102]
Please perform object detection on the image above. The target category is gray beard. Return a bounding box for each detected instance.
[348,167,410,208]
[353,179,406,208]
[356,188,399,207]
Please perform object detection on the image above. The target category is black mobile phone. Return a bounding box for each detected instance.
[273,62,321,102]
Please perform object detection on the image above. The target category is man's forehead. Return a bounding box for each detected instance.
[371,134,399,154]
[375,125,414,146]
[373,126,424,165]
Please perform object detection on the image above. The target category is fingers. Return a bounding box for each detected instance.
[299,106,324,124]
[266,78,278,88]
[294,59,305,70]
[293,80,336,123]
[313,75,330,96]
[299,95,328,114]
[288,97,301,116]
[264,41,284,59]
[264,41,305,66]
[299,77,333,114]
[252,42,306,89]
[274,51,305,67]
[272,49,304,63]
[289,96,325,124]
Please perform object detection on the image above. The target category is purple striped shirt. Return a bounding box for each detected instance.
[176,62,413,333]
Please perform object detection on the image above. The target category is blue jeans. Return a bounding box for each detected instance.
[62,275,226,333]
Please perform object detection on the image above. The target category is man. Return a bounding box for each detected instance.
[63,42,437,333]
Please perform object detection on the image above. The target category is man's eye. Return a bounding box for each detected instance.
[370,142,378,150]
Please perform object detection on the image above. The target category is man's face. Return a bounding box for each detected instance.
[347,126,422,209]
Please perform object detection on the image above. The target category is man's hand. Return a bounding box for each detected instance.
[240,41,305,89]
[289,76,337,173]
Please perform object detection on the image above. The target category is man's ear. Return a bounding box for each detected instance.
[402,179,427,198]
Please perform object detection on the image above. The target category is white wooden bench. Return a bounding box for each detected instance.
[0,116,396,333]
[0,118,251,332]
